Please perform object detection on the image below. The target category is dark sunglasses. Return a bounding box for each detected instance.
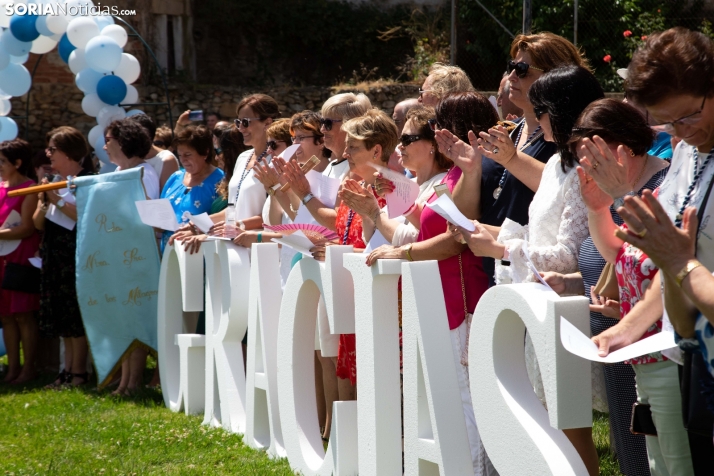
[267,140,284,150]
[319,118,343,131]
[214,146,223,155]
[507,60,544,78]
[400,134,424,147]
[234,117,261,128]
[533,105,548,120]
[153,140,165,147]
[427,118,441,132]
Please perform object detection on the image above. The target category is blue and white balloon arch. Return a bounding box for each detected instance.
[0,0,145,173]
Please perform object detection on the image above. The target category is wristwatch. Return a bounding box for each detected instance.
[301,192,315,206]
[238,220,246,231]
[56,198,66,208]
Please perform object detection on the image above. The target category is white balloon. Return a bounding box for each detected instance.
[122,84,138,105]
[87,124,103,146]
[0,98,11,116]
[10,53,28,64]
[45,12,68,34]
[35,15,53,37]
[125,109,144,117]
[81,93,105,117]
[0,63,31,96]
[115,53,140,84]
[66,16,99,49]
[68,48,87,74]
[0,117,18,141]
[0,0,13,29]
[30,35,58,54]
[96,104,125,128]
[84,35,121,73]
[100,24,127,49]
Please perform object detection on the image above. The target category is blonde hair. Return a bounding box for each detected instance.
[266,118,292,143]
[510,32,592,73]
[427,63,474,100]
[342,109,399,164]
[321,92,372,121]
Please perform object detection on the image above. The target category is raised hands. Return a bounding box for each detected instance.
[577,136,634,199]
[281,159,312,199]
[576,166,614,212]
[253,158,285,190]
[338,179,381,222]
[477,125,517,166]
[434,128,482,175]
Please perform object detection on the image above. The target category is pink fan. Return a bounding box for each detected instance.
[265,223,339,244]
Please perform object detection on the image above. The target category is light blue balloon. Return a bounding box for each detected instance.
[75,68,105,94]
[10,53,28,64]
[0,63,31,96]
[94,15,114,31]
[84,35,122,73]
[35,16,54,37]
[0,45,9,71]
[10,14,40,42]
[0,117,19,141]
[1,28,32,56]
[94,135,110,164]
[125,109,144,117]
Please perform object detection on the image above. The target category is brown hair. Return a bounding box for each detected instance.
[342,109,399,164]
[214,123,246,199]
[46,126,89,163]
[266,118,293,145]
[236,93,280,120]
[510,32,592,73]
[404,106,452,170]
[568,99,654,158]
[435,91,500,143]
[0,138,35,181]
[290,110,329,159]
[154,125,173,149]
[626,27,714,107]
[174,125,215,164]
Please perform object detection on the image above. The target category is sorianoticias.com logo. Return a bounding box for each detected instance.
[5,2,130,17]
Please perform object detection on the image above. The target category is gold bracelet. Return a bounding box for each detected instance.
[675,259,703,287]
[404,243,414,262]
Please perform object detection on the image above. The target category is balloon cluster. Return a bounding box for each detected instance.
[0,0,144,172]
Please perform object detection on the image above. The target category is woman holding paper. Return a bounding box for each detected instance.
[0,139,41,384]
[33,127,95,387]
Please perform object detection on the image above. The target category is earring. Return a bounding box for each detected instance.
[430,150,434,154]
[630,148,635,157]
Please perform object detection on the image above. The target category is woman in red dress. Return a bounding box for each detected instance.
[0,139,41,384]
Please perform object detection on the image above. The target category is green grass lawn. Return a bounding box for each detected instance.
[0,364,623,475]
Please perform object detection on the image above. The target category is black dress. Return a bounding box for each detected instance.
[479,119,557,285]
[579,166,668,476]
[38,169,94,339]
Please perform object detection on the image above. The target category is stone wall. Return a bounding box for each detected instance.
[15,81,421,151]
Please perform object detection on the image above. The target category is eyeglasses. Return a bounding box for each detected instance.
[45,146,58,155]
[533,105,548,120]
[234,117,261,128]
[267,140,285,151]
[319,118,343,131]
[649,96,706,133]
[419,88,434,98]
[507,60,544,79]
[104,136,114,144]
[214,147,223,155]
[400,134,424,147]
[427,119,441,131]
[292,134,316,143]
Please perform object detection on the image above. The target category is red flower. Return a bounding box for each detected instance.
[623,30,633,38]
[603,54,612,63]
[641,35,648,41]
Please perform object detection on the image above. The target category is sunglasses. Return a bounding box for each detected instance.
[319,118,343,131]
[648,96,706,133]
[533,105,548,120]
[267,140,285,151]
[400,134,424,147]
[153,140,165,147]
[507,60,544,78]
[214,146,223,155]
[234,117,261,128]
[427,118,441,132]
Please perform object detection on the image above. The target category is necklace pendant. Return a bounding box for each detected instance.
[493,187,502,199]
[676,213,683,222]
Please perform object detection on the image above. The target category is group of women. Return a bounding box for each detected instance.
[3,24,714,476]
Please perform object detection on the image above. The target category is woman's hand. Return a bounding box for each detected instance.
[577,136,633,199]
[477,125,517,166]
[454,221,503,259]
[539,271,568,295]
[614,190,697,274]
[282,159,312,200]
[338,179,380,221]
[576,167,613,212]
[233,230,260,248]
[208,220,225,236]
[590,286,620,318]
[365,244,405,266]
[434,129,482,175]
[174,233,207,254]
[253,160,284,190]
[309,241,335,262]
[373,173,395,197]
[177,110,191,126]
[591,321,636,356]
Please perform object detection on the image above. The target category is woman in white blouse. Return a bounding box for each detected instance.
[455,65,606,476]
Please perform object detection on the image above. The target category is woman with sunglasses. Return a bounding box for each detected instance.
[33,127,95,387]
[595,27,714,471]
[417,62,474,108]
[454,65,605,476]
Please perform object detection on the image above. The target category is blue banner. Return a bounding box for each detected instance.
[73,168,161,387]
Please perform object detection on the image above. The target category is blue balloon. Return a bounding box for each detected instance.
[96,74,127,106]
[58,33,76,63]
[94,135,110,164]
[0,117,19,141]
[10,15,40,42]
[75,68,105,94]
[1,28,31,56]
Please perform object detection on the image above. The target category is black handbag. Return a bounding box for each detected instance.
[1,261,40,294]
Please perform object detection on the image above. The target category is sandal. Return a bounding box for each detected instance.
[69,372,89,387]
[45,369,70,389]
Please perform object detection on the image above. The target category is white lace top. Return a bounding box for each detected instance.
[495,153,589,284]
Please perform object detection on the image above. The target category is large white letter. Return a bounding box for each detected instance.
[470,283,591,475]
[277,247,358,475]
[157,243,205,412]
[202,240,251,433]
[245,243,285,457]
[343,254,402,475]
[401,261,474,475]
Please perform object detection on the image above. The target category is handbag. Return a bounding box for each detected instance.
[593,262,619,300]
[1,261,41,294]
[458,253,473,366]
